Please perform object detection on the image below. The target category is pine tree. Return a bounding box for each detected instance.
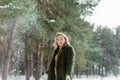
[91,26,118,76]
[38,0,101,73]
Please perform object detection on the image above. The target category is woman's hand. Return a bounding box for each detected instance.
[66,75,71,80]
[40,73,48,80]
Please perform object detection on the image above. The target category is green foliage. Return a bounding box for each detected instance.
[0,0,12,5]
[0,0,102,75]
[115,26,120,58]
[79,0,101,16]
[37,0,100,71]
[88,26,118,73]
[76,53,87,71]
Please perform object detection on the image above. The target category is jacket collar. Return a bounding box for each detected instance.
[61,43,68,49]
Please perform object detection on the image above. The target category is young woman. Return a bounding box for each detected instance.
[40,32,76,80]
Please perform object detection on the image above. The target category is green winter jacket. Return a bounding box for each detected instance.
[47,44,76,80]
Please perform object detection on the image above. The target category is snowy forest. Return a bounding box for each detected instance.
[0,0,120,80]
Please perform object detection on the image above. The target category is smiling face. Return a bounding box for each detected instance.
[56,35,66,47]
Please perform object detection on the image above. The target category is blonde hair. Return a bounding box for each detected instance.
[53,32,70,49]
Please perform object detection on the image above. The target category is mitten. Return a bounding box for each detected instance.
[66,75,71,80]
[40,73,48,80]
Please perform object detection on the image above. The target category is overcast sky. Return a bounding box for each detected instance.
[87,0,120,29]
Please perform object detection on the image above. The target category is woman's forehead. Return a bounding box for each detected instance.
[56,35,64,38]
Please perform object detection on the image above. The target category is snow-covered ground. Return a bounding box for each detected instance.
[74,76,120,80]
[0,75,120,80]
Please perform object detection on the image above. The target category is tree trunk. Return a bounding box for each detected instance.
[1,35,5,79]
[33,33,45,80]
[2,24,17,80]
[24,51,31,80]
[24,34,32,80]
[33,51,43,80]
[40,51,44,77]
